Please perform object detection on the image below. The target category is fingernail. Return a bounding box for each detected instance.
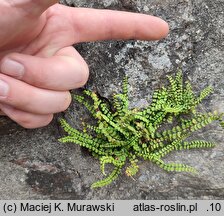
[0,79,9,98]
[1,59,25,79]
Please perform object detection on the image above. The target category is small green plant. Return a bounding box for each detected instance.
[59,71,224,188]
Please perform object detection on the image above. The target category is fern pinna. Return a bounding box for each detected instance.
[59,71,224,188]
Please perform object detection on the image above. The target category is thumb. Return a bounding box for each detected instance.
[9,0,58,17]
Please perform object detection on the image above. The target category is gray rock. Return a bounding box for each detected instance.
[0,0,223,199]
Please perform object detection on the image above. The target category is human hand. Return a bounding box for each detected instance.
[0,0,169,128]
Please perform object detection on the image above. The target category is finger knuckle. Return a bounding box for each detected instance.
[76,62,89,88]
[39,114,54,127]
[59,92,72,112]
[18,116,35,129]
[82,62,89,83]
[20,114,53,129]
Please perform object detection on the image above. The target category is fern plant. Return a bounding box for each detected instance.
[59,71,224,188]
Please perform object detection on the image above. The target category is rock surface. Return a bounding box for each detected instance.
[0,0,223,199]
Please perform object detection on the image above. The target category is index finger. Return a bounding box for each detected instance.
[67,7,169,43]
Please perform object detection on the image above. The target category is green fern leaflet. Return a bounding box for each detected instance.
[59,71,224,188]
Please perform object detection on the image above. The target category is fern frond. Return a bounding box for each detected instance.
[167,74,179,104]
[91,167,122,189]
[125,159,139,177]
[122,76,128,99]
[178,140,216,150]
[74,95,95,116]
[100,156,125,175]
[59,70,223,188]
[195,86,213,105]
[161,162,197,173]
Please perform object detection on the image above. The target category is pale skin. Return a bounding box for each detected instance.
[0,0,169,128]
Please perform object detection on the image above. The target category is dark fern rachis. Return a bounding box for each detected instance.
[59,71,224,188]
